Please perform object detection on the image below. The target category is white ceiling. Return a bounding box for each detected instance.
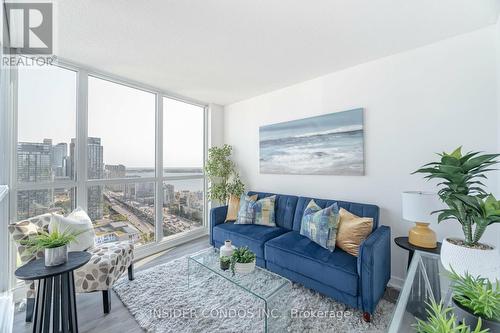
[56,0,500,105]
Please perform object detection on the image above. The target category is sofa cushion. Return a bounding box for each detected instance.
[212,222,288,259]
[265,231,359,296]
[292,196,379,232]
[247,191,298,230]
[300,200,339,251]
[235,194,258,224]
[254,195,277,227]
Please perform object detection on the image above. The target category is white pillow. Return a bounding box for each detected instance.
[49,207,96,251]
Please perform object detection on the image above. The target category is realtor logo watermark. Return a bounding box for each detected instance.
[2,2,55,66]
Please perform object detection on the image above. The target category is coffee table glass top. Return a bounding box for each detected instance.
[188,248,291,300]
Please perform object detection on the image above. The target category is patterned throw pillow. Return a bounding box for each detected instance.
[254,195,276,227]
[235,194,258,224]
[300,200,340,251]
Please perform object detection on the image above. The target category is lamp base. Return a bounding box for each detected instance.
[408,222,437,249]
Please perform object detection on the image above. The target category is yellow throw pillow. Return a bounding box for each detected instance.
[336,208,373,257]
[225,194,257,222]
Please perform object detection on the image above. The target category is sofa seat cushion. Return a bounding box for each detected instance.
[265,231,359,296]
[212,222,288,259]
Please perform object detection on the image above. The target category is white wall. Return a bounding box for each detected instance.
[224,26,499,287]
[209,103,224,148]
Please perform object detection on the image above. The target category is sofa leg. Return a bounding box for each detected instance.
[128,264,134,280]
[362,312,371,322]
[25,298,35,322]
[102,290,111,314]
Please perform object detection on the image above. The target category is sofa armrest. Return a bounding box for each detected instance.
[209,205,228,246]
[357,225,391,314]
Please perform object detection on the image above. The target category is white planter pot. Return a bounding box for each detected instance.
[234,260,256,274]
[44,245,68,267]
[440,238,500,280]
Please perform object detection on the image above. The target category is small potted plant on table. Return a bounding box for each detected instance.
[20,229,80,266]
[220,256,231,271]
[449,269,500,332]
[231,247,256,275]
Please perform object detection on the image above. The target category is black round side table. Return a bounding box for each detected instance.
[15,251,91,333]
[394,236,442,269]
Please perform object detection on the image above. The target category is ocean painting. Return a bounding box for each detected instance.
[259,108,364,175]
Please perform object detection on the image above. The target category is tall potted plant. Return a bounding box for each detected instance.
[205,144,245,205]
[414,147,500,279]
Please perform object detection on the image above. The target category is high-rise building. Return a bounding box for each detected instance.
[17,141,53,219]
[163,184,175,205]
[52,143,68,178]
[68,137,104,220]
[105,164,126,192]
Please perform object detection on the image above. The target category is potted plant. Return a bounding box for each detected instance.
[230,247,256,275]
[449,268,500,331]
[205,144,245,206]
[414,147,500,279]
[20,229,81,266]
[220,256,231,271]
[415,299,487,333]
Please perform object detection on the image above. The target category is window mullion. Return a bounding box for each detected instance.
[155,94,164,242]
[76,69,88,210]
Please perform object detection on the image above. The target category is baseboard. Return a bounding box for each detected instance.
[388,276,404,290]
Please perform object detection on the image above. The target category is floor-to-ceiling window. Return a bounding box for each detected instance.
[10,62,207,259]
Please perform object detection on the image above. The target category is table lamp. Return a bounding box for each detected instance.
[402,191,440,249]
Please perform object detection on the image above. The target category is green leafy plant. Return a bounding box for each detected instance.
[19,229,82,253]
[230,246,256,275]
[205,144,245,204]
[220,255,231,270]
[415,300,488,333]
[414,147,500,246]
[448,268,500,321]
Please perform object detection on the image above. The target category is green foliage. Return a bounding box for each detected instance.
[414,300,488,333]
[230,246,256,275]
[220,256,231,264]
[414,147,500,245]
[449,268,500,321]
[205,145,245,204]
[19,229,81,252]
[111,213,128,222]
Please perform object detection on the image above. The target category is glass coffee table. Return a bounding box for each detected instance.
[188,248,291,332]
[388,251,453,332]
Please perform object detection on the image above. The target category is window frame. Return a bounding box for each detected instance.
[9,57,209,265]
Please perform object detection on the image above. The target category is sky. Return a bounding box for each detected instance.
[18,65,203,169]
[259,108,364,141]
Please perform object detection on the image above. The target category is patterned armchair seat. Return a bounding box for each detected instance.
[9,213,135,322]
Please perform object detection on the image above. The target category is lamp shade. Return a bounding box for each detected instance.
[402,191,441,223]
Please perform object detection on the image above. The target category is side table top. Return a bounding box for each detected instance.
[394,236,442,255]
[15,252,91,280]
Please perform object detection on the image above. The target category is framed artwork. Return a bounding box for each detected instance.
[259,108,364,175]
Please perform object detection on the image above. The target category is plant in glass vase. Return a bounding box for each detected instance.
[414,147,500,279]
[205,144,245,205]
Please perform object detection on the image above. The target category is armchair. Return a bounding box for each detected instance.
[9,213,135,322]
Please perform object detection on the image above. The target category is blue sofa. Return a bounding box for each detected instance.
[210,191,391,320]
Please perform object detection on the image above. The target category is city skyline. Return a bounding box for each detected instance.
[16,136,204,245]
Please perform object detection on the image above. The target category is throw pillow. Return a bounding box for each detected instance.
[300,200,339,251]
[254,195,276,227]
[225,194,241,222]
[49,207,96,251]
[336,208,373,256]
[235,194,258,224]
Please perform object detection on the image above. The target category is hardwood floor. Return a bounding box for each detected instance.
[13,235,211,333]
[13,235,399,332]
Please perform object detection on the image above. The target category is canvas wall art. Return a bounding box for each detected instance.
[259,108,365,175]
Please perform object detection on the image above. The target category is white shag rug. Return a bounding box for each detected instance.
[113,255,395,333]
